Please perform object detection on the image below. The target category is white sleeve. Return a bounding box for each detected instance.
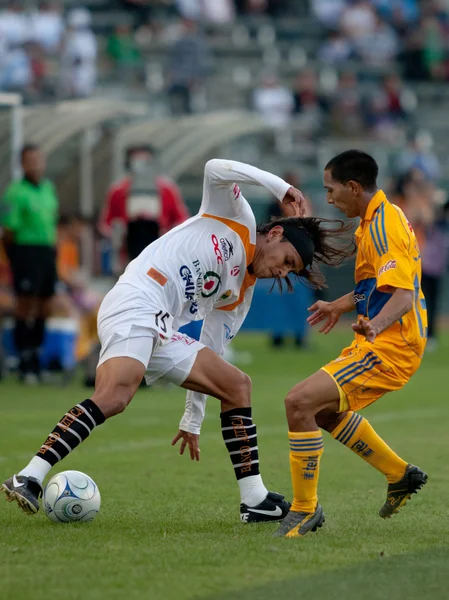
[200,159,291,219]
[179,289,254,435]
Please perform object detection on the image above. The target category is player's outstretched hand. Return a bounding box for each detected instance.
[171,429,200,461]
[281,186,306,217]
[307,300,341,334]
[352,318,377,343]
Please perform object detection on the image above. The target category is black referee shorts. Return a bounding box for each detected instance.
[9,245,57,298]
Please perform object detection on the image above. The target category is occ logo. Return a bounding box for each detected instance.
[211,234,223,265]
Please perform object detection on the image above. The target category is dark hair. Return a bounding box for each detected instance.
[125,144,155,170]
[21,143,39,160]
[325,149,378,191]
[257,216,356,290]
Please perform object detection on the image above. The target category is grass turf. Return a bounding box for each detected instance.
[1,328,448,600]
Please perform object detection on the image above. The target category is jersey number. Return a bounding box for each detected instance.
[155,311,170,333]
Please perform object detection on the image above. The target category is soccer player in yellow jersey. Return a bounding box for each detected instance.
[276,150,428,538]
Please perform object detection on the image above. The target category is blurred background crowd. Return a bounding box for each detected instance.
[1,0,449,385]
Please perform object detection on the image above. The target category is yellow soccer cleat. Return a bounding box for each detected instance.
[273,504,325,538]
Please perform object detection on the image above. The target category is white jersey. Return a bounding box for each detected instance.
[117,159,290,433]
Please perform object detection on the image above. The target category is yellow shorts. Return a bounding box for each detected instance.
[322,341,410,413]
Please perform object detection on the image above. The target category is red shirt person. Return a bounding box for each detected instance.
[99,146,189,268]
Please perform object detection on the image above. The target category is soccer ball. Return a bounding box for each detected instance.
[43,470,101,523]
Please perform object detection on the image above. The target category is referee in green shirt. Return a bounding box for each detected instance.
[1,144,58,383]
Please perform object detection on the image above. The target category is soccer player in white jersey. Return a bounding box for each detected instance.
[2,159,354,523]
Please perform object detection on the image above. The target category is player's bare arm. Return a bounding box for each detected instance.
[307,291,355,334]
[352,287,414,343]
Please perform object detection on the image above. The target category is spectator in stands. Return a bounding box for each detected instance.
[0,1,28,48]
[311,0,347,28]
[364,90,403,142]
[381,73,410,122]
[331,70,364,136]
[60,8,97,98]
[340,0,376,42]
[253,72,294,129]
[201,0,235,23]
[0,44,32,95]
[99,145,189,272]
[293,69,329,116]
[354,12,399,66]
[107,23,142,80]
[175,0,202,20]
[30,2,64,55]
[421,16,446,80]
[167,18,212,114]
[120,0,153,27]
[318,30,353,65]
[0,144,59,384]
[421,199,449,352]
[372,0,419,25]
[394,131,441,182]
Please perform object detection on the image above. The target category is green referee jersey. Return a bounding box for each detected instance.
[1,178,58,246]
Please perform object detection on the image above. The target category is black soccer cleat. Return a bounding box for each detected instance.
[240,491,291,523]
[1,475,43,515]
[379,464,428,519]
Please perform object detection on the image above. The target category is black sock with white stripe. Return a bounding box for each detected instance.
[19,400,105,484]
[220,407,268,506]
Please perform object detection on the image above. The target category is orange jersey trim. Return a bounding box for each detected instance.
[201,213,256,312]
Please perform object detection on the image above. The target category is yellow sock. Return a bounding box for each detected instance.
[289,431,324,513]
[331,411,407,484]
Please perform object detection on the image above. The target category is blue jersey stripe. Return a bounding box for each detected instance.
[380,204,389,253]
[369,221,383,256]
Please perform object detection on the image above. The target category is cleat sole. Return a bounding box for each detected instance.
[1,484,38,516]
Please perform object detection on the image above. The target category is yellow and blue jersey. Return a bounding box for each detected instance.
[353,189,427,372]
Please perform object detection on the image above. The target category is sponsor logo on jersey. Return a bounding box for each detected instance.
[201,271,221,298]
[211,234,223,265]
[224,324,234,340]
[220,237,234,262]
[180,265,199,314]
[230,266,240,277]
[353,293,366,304]
[219,289,232,301]
[378,260,396,276]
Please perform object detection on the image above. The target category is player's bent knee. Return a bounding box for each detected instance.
[233,371,252,407]
[92,382,136,417]
[284,385,314,418]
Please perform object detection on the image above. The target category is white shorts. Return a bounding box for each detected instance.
[97,283,204,386]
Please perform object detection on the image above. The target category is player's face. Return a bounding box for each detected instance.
[22,149,46,183]
[253,227,304,279]
[323,169,359,218]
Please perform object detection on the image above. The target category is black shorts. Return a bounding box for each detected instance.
[9,245,57,298]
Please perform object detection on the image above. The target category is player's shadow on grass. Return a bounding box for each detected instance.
[203,546,449,600]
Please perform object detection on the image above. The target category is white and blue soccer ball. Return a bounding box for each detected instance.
[43,470,101,523]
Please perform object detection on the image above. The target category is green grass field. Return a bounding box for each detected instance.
[1,328,449,600]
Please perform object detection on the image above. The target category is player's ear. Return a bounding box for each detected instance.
[348,180,360,195]
[267,225,284,241]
